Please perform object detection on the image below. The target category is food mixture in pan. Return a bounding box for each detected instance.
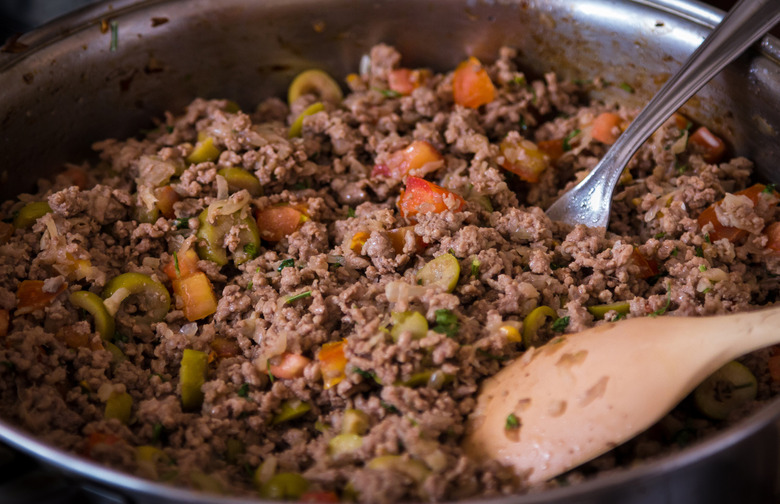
[1,44,780,502]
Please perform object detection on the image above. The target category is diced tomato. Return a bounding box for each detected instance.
[350,231,370,254]
[16,280,67,315]
[163,249,200,281]
[256,205,308,242]
[56,325,100,350]
[0,309,8,339]
[764,222,780,253]
[499,138,549,183]
[172,272,218,321]
[689,126,726,164]
[155,185,181,219]
[318,340,347,390]
[629,248,659,279]
[537,139,564,162]
[397,176,466,222]
[591,112,622,145]
[697,184,777,243]
[452,57,495,109]
[267,352,312,379]
[210,337,241,358]
[300,491,340,503]
[388,68,429,96]
[386,226,426,254]
[62,166,89,190]
[371,141,443,179]
[769,354,780,382]
[84,432,122,458]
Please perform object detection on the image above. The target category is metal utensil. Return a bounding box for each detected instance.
[545,0,780,228]
[463,306,780,485]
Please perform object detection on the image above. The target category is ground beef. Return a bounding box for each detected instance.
[1,43,779,503]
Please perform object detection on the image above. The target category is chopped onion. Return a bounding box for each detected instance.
[385,281,431,303]
[670,130,689,156]
[180,322,198,336]
[216,174,229,201]
[137,155,176,187]
[103,287,132,316]
[359,54,371,77]
[206,190,251,223]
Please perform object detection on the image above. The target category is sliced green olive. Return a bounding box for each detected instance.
[289,102,325,138]
[366,455,430,483]
[288,69,343,105]
[390,311,429,341]
[225,438,245,465]
[104,340,126,364]
[342,408,370,435]
[190,470,225,494]
[259,472,309,500]
[104,392,133,424]
[587,301,630,319]
[694,360,757,420]
[521,305,558,348]
[102,272,171,322]
[69,290,115,340]
[398,369,453,389]
[416,253,460,292]
[196,208,261,267]
[272,399,311,425]
[180,348,208,410]
[186,136,221,164]
[328,433,363,457]
[133,203,160,224]
[136,445,169,480]
[217,167,263,197]
[13,201,52,228]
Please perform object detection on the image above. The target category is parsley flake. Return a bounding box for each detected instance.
[618,82,634,93]
[763,183,776,195]
[347,207,356,218]
[286,291,312,303]
[237,383,249,397]
[277,258,295,272]
[174,217,189,229]
[471,259,481,277]
[505,413,520,430]
[243,242,258,259]
[432,309,459,338]
[551,316,570,333]
[562,129,581,152]
[649,285,672,317]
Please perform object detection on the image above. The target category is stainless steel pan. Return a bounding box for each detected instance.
[2,1,780,502]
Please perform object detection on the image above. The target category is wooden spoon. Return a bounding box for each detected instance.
[462,307,780,484]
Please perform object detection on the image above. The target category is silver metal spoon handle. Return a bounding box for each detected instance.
[546,0,780,228]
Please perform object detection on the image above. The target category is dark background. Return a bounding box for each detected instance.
[0,1,766,44]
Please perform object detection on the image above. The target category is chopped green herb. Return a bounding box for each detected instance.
[109,21,119,52]
[277,258,295,272]
[237,383,249,397]
[243,242,258,259]
[292,180,311,190]
[151,422,164,444]
[286,291,312,303]
[704,233,711,244]
[511,75,527,87]
[347,207,356,218]
[519,116,528,131]
[676,163,688,175]
[381,401,400,414]
[448,248,461,260]
[353,367,376,380]
[166,125,174,133]
[654,232,666,239]
[174,217,189,229]
[671,247,679,257]
[375,87,402,98]
[550,263,560,270]
[173,251,180,277]
[114,332,129,343]
[562,129,581,152]
[505,413,520,430]
[618,82,634,93]
[551,316,570,333]
[613,312,627,322]
[246,281,254,291]
[762,183,776,195]
[530,88,538,105]
[471,259,481,277]
[698,264,707,272]
[701,287,712,294]
[649,285,672,317]
[477,349,508,361]
[267,360,275,383]
[432,309,459,338]
[695,246,704,257]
